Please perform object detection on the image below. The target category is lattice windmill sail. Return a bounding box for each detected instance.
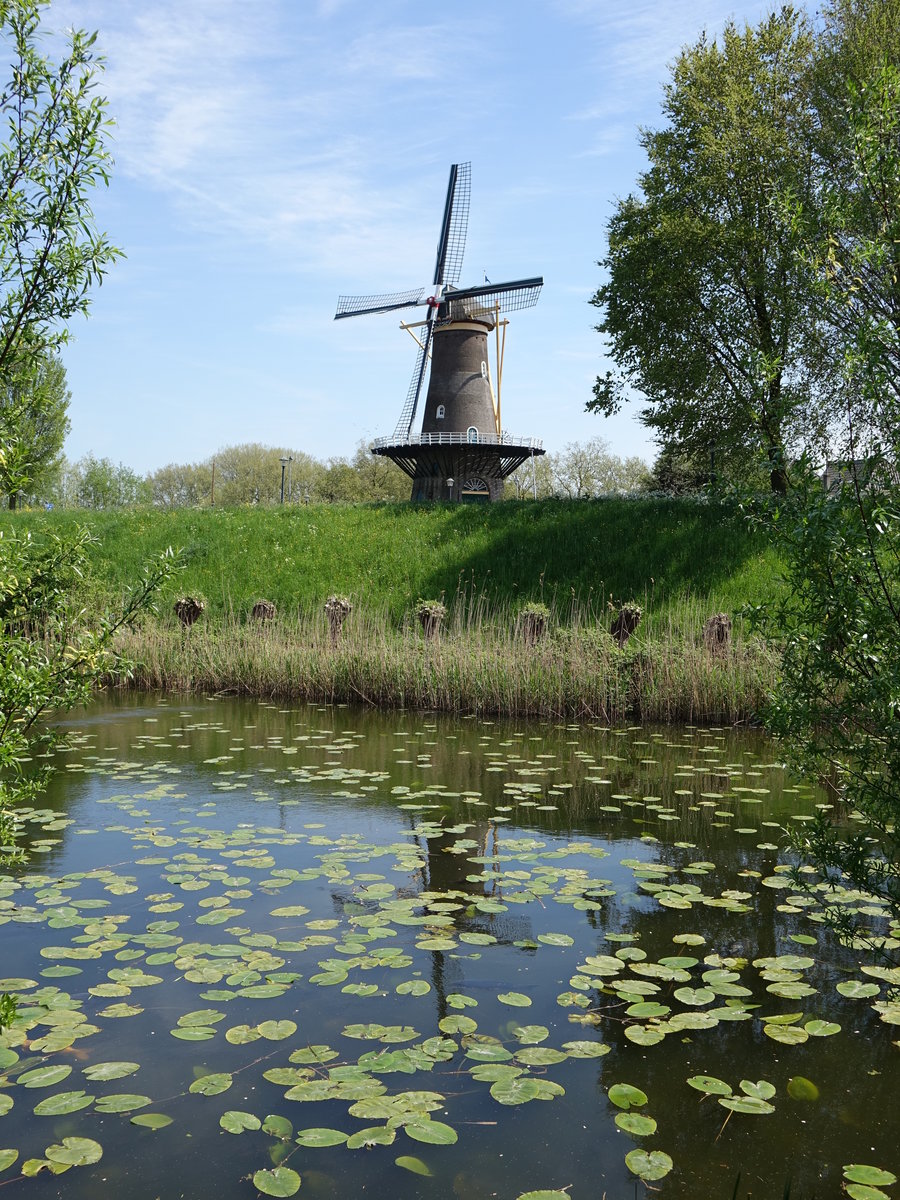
[334,163,545,502]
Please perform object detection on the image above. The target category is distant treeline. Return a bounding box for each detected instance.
[10,438,651,509]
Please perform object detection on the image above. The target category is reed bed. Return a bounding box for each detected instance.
[111,596,778,724]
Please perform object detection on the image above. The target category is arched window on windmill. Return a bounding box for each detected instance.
[467,426,478,443]
[436,404,445,420]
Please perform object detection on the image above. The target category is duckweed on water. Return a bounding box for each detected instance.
[0,697,897,1198]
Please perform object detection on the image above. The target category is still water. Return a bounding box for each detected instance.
[0,694,897,1200]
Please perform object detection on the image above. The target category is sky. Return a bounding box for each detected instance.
[40,0,778,475]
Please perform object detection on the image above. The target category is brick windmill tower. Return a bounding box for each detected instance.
[334,163,545,502]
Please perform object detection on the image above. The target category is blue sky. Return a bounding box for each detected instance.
[46,0,774,474]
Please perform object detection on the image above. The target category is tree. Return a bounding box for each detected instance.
[590,9,828,492]
[0,2,174,1032]
[68,453,148,508]
[0,0,119,376]
[0,348,70,508]
[752,54,900,949]
[551,438,649,497]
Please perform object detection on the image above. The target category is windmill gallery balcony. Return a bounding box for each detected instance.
[371,431,544,500]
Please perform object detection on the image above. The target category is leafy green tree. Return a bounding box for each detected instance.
[0,349,70,508]
[0,1,175,1030]
[590,9,827,492]
[753,57,900,948]
[0,0,119,376]
[68,453,148,508]
[147,459,212,508]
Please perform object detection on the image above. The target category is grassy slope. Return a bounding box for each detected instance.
[4,498,779,624]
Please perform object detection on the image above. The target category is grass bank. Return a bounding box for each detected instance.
[6,496,779,623]
[6,498,781,721]
[113,597,778,724]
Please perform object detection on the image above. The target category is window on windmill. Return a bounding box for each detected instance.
[467,426,478,443]
[436,404,445,419]
[481,361,487,378]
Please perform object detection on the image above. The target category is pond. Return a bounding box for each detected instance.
[0,695,897,1200]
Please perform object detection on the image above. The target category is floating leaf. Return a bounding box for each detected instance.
[764,1024,808,1045]
[94,1094,151,1113]
[787,1076,820,1101]
[220,1110,261,1134]
[44,1138,103,1167]
[0,1150,18,1171]
[608,1084,648,1110]
[625,1149,673,1181]
[252,1167,301,1197]
[404,1120,457,1145]
[19,1065,73,1088]
[189,1073,232,1096]
[844,1166,898,1187]
[497,992,532,1008]
[83,1062,140,1082]
[130,1114,173,1130]
[615,1113,657,1136]
[295,1128,347,1148]
[346,1126,396,1149]
[257,1020,297,1041]
[718,1096,775,1115]
[395,1155,432,1176]
[687,1075,731,1096]
[33,1091,93,1116]
[262,1115,293,1140]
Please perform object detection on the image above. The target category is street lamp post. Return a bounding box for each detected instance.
[280,457,288,504]
[446,477,454,502]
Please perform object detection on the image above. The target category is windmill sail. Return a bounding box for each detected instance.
[444,277,543,319]
[335,287,426,320]
[393,318,435,441]
[433,162,470,287]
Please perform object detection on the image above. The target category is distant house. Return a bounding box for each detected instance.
[821,457,900,493]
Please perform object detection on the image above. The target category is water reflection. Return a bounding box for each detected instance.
[0,694,894,1200]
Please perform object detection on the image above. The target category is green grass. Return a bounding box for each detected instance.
[5,497,780,624]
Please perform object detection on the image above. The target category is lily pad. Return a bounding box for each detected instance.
[295,1128,348,1148]
[44,1137,103,1167]
[625,1149,673,1181]
[396,1155,432,1176]
[220,1110,261,1134]
[844,1166,898,1187]
[608,1083,648,1110]
[615,1113,657,1136]
[130,1114,173,1129]
[252,1167,301,1197]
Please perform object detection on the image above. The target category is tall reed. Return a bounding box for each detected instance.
[111,596,777,724]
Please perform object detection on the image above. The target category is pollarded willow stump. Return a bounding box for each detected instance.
[251,599,277,624]
[703,612,732,656]
[610,603,642,648]
[417,601,446,642]
[517,605,548,647]
[324,596,352,646]
[174,597,205,628]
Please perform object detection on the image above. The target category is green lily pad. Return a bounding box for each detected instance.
[687,1075,731,1096]
[404,1120,457,1145]
[189,1073,232,1096]
[252,1167,301,1196]
[608,1083,648,1109]
[0,1150,18,1171]
[787,1076,819,1101]
[220,1110,261,1134]
[497,992,532,1007]
[718,1096,775,1114]
[615,1113,657,1136]
[33,1091,93,1116]
[764,1023,808,1045]
[844,1166,898,1187]
[94,1093,151,1113]
[346,1126,396,1149]
[130,1114,173,1129]
[295,1128,348,1148]
[396,1155,432,1176]
[83,1062,140,1081]
[19,1064,73,1088]
[44,1137,103,1167]
[625,1149,673,1181]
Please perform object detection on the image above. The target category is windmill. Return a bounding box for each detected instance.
[334,163,545,502]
